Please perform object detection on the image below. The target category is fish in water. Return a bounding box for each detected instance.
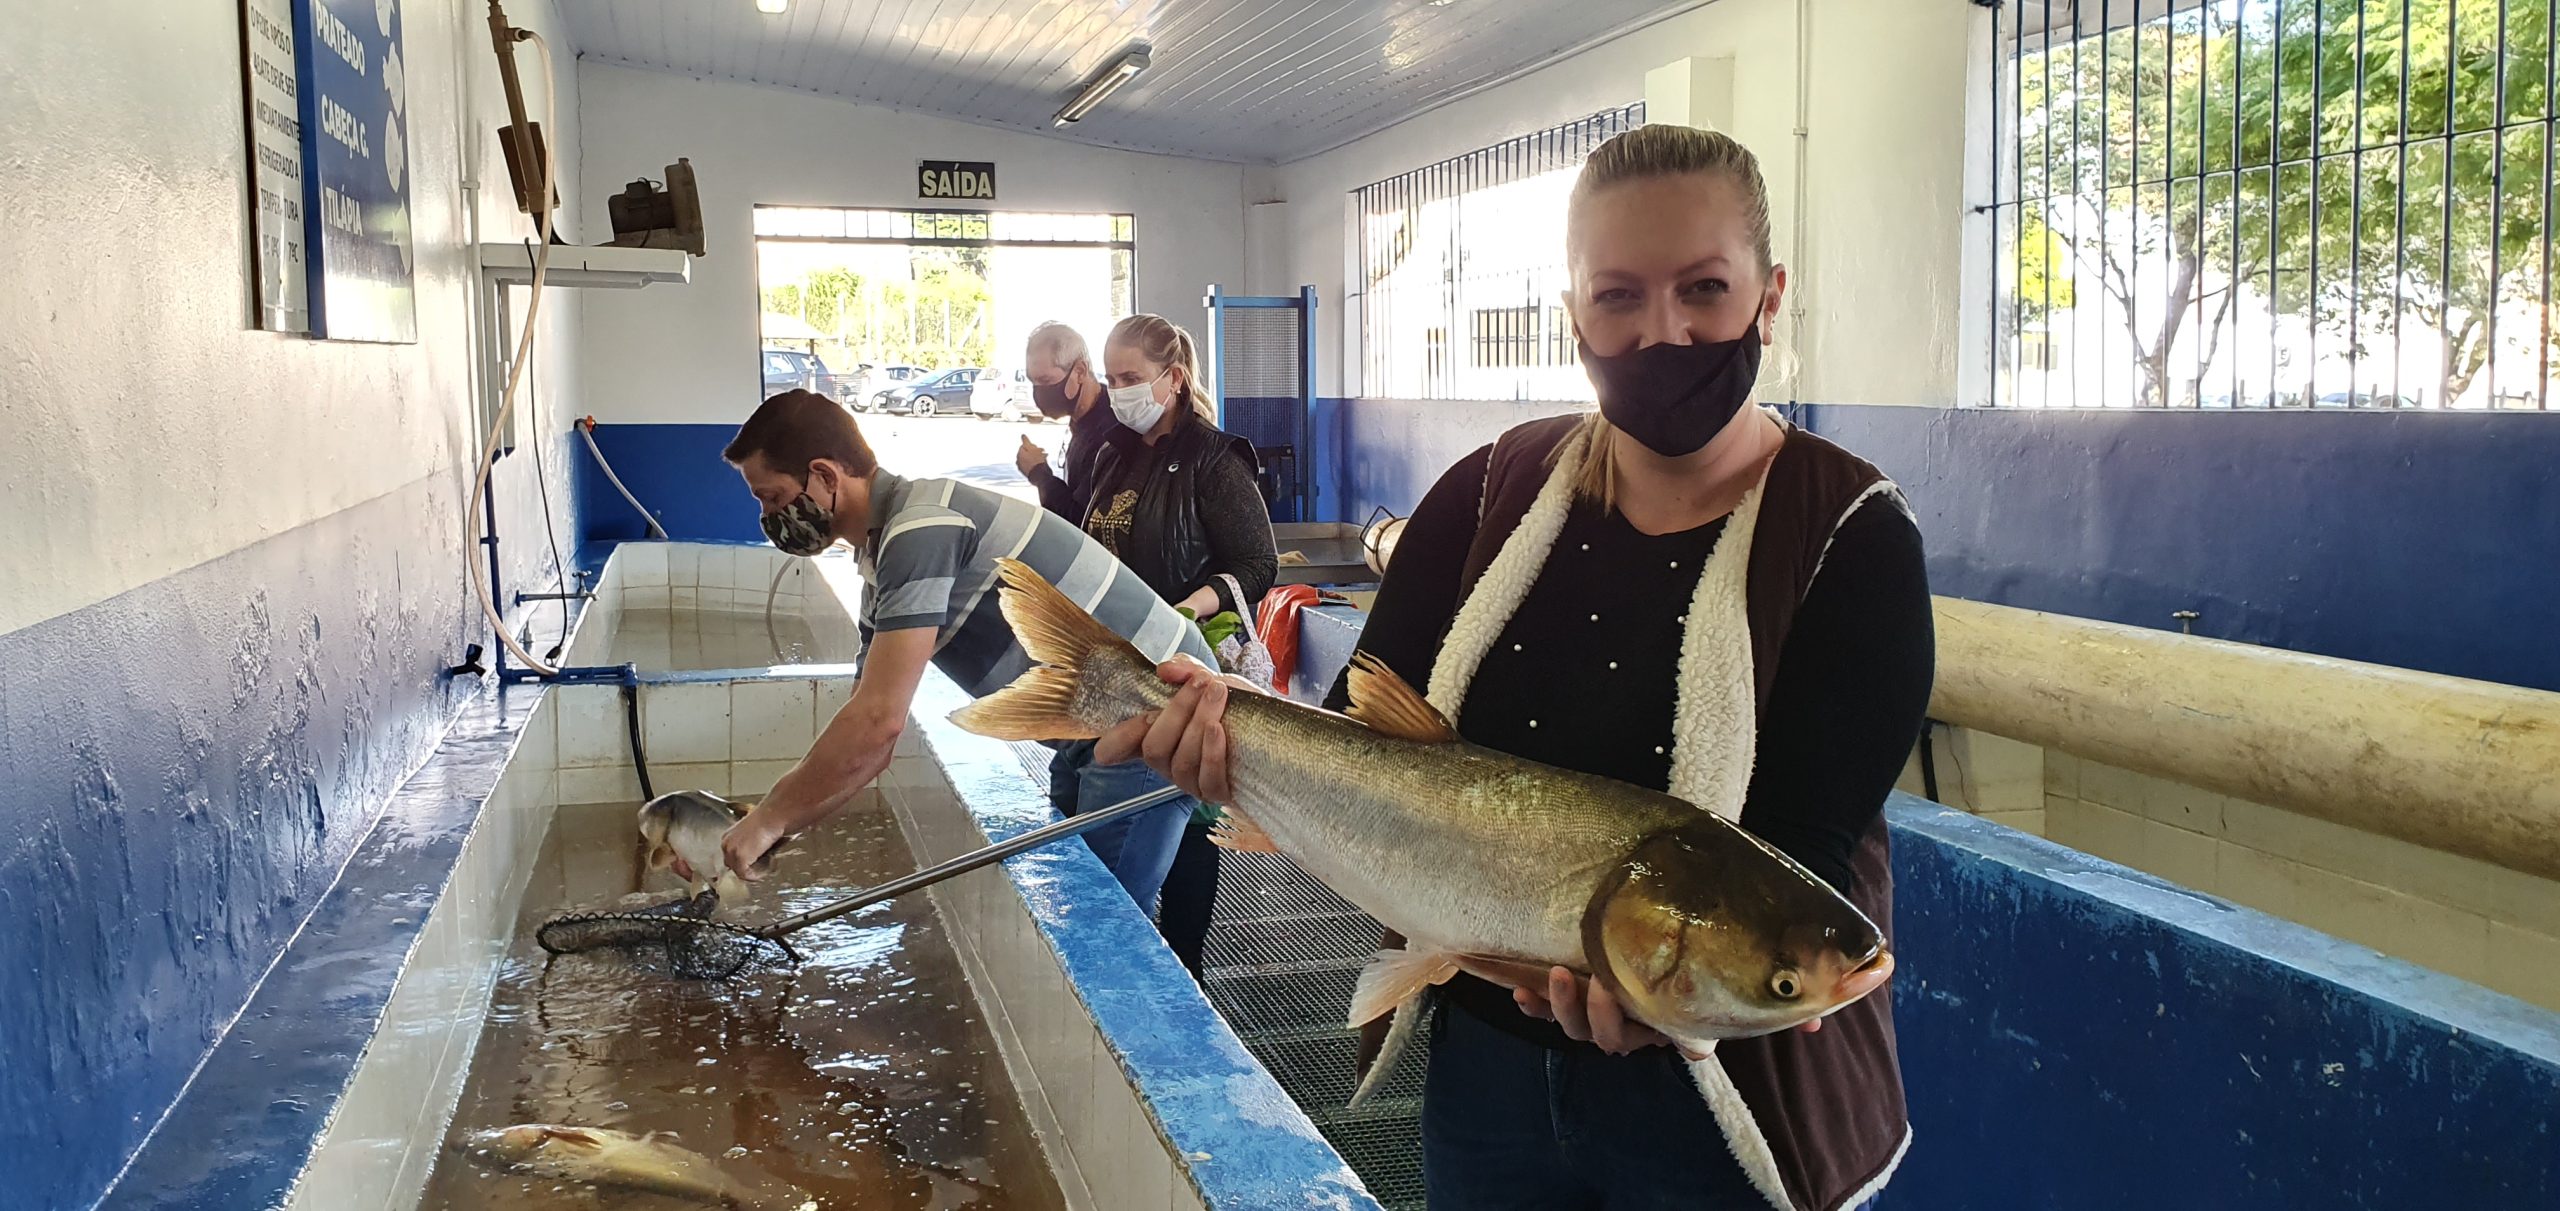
[460,1123,812,1209]
[951,559,1896,1105]
[637,790,779,903]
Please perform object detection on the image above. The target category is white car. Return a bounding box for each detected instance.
[969,367,1042,422]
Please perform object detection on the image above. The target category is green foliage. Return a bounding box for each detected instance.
[2012,0,2556,405]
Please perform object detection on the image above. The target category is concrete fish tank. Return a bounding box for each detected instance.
[100,542,1373,1211]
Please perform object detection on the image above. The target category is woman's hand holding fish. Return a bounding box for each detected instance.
[1094,658,1252,804]
[1515,967,1700,1058]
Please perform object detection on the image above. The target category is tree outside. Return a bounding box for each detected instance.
[2004,0,2556,409]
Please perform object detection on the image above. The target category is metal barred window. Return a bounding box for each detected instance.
[1356,103,1645,402]
[1985,0,2557,409]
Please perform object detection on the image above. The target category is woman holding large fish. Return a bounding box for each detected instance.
[1077,126,1934,1210]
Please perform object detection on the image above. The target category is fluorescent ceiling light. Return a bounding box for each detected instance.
[1055,48,1150,125]
[757,0,787,14]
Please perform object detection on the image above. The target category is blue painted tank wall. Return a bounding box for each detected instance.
[0,446,576,1210]
[1314,397,2560,692]
[576,422,765,546]
[1884,802,2560,1209]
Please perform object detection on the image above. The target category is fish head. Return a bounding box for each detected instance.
[1584,822,1893,1043]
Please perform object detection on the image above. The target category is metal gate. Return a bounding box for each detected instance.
[1204,286,1318,523]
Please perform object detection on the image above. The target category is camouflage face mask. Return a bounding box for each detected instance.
[760,482,835,556]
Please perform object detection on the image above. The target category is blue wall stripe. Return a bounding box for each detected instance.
[1318,398,2560,693]
[575,422,766,547]
[1800,405,2560,692]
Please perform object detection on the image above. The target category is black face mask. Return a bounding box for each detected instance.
[1579,320,1764,458]
[1031,377,1076,419]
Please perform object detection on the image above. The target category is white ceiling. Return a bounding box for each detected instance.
[556,0,1706,164]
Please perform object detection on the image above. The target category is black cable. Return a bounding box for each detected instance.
[622,683,656,801]
[1918,719,1942,803]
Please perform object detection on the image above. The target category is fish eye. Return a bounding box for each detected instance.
[1770,971,1803,1000]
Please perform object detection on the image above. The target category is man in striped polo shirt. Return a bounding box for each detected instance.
[712,390,1213,914]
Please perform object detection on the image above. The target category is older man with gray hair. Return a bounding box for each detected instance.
[1014,320,1118,522]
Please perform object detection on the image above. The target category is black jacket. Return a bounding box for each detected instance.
[1081,409,1279,617]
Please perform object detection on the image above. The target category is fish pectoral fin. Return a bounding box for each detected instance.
[1349,947,1461,1027]
[1207,805,1280,853]
[713,871,751,902]
[541,1126,605,1149]
[1343,652,1457,743]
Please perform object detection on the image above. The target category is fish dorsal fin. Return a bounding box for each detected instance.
[1345,653,1456,743]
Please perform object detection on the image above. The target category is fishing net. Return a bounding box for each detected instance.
[533,890,801,981]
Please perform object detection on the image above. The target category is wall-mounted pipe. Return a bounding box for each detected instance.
[1931,598,2560,882]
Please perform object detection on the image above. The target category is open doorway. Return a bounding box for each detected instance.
[754,206,1134,502]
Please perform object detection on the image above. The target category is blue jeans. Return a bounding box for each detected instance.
[1047,740,1195,913]
[1423,1000,1809,1211]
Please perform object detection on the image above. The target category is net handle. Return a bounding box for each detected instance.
[755,783,1192,940]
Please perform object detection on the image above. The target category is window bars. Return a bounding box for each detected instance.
[1356,103,1645,402]
[1984,0,2557,409]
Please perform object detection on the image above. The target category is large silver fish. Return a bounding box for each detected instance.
[460,1123,811,1209]
[637,790,779,903]
[951,559,1894,1102]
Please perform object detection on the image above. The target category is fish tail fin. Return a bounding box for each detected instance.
[949,559,1164,741]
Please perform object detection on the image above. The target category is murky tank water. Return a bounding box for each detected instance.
[614,607,821,671]
[418,795,1065,1210]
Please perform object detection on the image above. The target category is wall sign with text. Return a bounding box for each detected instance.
[918,160,996,202]
[240,0,310,333]
[292,0,416,343]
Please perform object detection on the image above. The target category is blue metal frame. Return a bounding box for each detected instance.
[1202,285,1320,521]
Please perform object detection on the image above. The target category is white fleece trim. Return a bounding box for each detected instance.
[1691,1053,1798,1211]
[1836,1124,1912,1211]
[1665,470,1766,821]
[1424,426,1590,719]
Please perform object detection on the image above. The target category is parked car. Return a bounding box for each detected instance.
[876,367,984,416]
[970,368,1041,422]
[847,363,929,410]
[761,347,832,397]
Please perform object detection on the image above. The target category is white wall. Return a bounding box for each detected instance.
[0,0,586,636]
[575,62,1248,426]
[1247,0,1977,405]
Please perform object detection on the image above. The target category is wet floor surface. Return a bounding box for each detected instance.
[419,795,1064,1210]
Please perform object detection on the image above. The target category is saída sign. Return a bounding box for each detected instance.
[918,160,996,202]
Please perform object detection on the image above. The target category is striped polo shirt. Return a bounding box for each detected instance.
[858,471,1218,698]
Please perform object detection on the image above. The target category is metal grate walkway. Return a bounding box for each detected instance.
[1008,743,1428,1209]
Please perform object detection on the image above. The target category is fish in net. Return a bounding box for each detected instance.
[529,784,1190,983]
[534,890,802,981]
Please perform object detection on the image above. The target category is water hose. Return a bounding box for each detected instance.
[765,557,791,662]
[463,24,562,676]
[578,416,668,539]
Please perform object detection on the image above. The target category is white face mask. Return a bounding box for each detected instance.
[1108,370,1169,433]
